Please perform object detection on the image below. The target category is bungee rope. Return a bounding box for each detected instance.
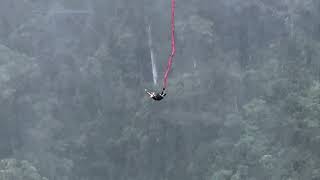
[162,0,176,89]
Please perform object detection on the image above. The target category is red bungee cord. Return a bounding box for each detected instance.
[162,0,176,89]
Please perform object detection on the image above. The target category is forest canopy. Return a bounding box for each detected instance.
[0,0,320,180]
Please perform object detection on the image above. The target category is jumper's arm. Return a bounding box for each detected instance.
[145,89,153,96]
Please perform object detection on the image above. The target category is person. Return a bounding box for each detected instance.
[145,88,166,101]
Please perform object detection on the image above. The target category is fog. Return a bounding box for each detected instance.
[0,0,320,180]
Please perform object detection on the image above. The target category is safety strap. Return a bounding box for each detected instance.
[162,0,176,89]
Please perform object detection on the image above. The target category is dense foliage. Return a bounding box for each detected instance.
[0,0,320,179]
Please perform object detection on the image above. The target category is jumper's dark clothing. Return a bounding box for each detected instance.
[152,93,166,101]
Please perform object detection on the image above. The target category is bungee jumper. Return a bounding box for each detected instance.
[146,0,176,101]
[145,88,167,101]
